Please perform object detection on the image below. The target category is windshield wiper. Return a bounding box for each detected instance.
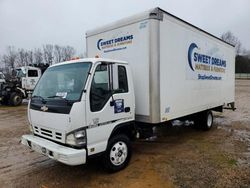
[32,95,45,103]
[47,95,66,99]
[47,95,72,104]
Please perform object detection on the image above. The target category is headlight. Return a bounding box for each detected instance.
[66,128,87,148]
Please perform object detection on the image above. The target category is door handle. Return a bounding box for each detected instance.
[125,107,130,113]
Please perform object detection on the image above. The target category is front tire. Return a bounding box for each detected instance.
[103,134,131,172]
[10,92,22,106]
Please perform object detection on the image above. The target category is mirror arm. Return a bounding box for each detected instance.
[110,90,115,106]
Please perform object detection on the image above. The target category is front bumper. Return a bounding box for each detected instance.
[21,134,86,166]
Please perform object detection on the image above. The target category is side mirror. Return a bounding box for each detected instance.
[110,100,115,106]
[110,90,115,106]
[109,89,123,106]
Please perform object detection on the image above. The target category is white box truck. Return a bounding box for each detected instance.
[22,7,235,172]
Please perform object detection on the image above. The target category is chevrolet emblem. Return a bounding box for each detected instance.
[41,105,48,112]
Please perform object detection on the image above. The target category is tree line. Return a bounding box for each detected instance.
[0,44,81,77]
[0,32,250,76]
[221,31,250,73]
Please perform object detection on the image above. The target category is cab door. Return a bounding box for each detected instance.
[23,69,41,90]
[85,62,134,155]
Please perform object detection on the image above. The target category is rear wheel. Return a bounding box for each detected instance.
[102,134,131,172]
[201,110,213,130]
[10,92,22,106]
[194,110,213,130]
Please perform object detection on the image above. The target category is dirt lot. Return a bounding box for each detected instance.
[0,80,250,188]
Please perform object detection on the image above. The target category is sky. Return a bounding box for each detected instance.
[0,0,249,55]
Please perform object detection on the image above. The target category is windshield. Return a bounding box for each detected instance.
[33,62,91,101]
[16,69,26,78]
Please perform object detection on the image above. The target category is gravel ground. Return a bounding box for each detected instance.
[0,80,249,188]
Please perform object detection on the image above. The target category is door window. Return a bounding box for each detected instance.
[28,70,38,77]
[90,64,111,112]
[117,65,128,93]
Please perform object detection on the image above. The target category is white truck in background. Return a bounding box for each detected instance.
[0,65,48,106]
[22,7,235,172]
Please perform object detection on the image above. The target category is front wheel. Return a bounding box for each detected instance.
[102,134,131,172]
[10,92,23,106]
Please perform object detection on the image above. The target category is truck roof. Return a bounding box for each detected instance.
[16,66,41,70]
[50,58,128,68]
[86,7,234,48]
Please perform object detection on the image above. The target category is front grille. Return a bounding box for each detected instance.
[55,132,62,139]
[33,126,63,141]
[41,128,52,137]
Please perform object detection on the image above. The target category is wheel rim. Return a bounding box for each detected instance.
[110,141,128,166]
[14,96,21,105]
[207,113,213,127]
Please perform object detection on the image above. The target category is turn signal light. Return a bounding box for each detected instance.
[70,57,80,60]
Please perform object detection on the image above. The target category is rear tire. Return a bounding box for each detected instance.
[194,110,213,130]
[102,134,131,172]
[10,92,22,106]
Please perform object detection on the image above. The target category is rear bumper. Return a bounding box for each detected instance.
[21,134,86,166]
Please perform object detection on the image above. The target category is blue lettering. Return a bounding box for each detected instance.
[98,35,134,51]
[197,54,203,62]
[207,56,211,64]
[194,53,212,64]
[188,43,227,71]
[214,58,227,67]
[202,55,206,63]
[194,52,197,62]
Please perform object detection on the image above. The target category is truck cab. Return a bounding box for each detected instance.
[0,66,42,106]
[22,58,135,171]
[16,66,42,91]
